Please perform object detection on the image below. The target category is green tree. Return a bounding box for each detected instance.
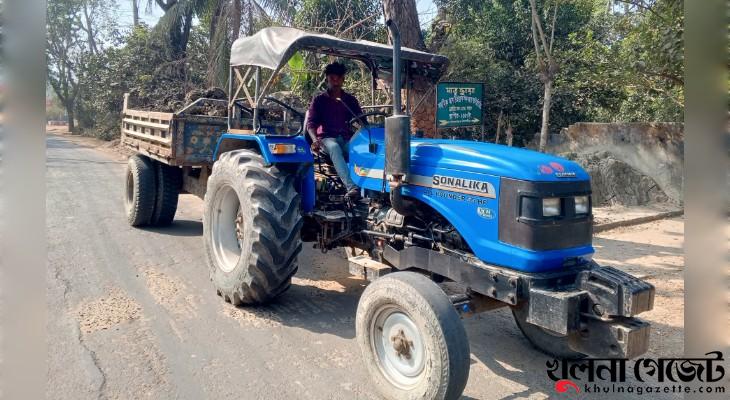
[436,0,593,144]
[528,0,560,152]
[433,0,682,145]
[76,24,209,138]
[613,0,683,121]
[295,0,381,39]
[47,0,84,132]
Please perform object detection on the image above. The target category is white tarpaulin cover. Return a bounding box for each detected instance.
[230,27,448,78]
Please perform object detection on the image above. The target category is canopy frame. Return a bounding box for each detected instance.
[225,27,449,134]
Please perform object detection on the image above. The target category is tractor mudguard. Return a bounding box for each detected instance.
[213,133,315,213]
[213,133,313,165]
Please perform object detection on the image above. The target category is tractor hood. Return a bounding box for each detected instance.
[349,128,590,183]
[408,138,590,182]
[348,128,594,273]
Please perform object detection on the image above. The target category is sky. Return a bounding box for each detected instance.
[116,1,165,28]
[117,0,439,31]
[416,0,438,28]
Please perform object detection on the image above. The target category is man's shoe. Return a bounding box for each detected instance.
[346,187,360,200]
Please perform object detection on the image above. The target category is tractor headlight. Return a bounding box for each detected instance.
[542,198,561,217]
[574,195,589,214]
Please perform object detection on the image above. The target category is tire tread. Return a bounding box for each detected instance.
[125,154,157,226]
[151,162,182,226]
[204,149,303,305]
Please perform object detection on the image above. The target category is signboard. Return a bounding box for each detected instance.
[436,82,484,129]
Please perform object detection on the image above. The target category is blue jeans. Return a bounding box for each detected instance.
[321,136,355,191]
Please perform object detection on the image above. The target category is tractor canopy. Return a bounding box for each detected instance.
[230,27,449,81]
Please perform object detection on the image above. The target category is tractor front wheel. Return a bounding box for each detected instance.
[356,272,470,400]
[511,301,586,360]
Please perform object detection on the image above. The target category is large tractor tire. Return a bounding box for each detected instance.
[511,302,585,360]
[356,272,470,400]
[151,162,182,226]
[203,149,303,305]
[124,154,157,227]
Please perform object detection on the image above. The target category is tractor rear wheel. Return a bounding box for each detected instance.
[356,272,470,400]
[203,149,303,305]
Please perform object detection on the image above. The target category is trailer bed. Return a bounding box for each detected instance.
[120,94,228,167]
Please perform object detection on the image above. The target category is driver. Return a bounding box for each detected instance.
[306,62,363,199]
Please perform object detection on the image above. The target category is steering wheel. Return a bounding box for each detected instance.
[348,111,390,128]
[263,96,305,135]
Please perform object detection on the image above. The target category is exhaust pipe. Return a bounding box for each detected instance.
[384,19,414,217]
[387,19,402,117]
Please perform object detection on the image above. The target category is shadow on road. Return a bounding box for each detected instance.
[218,246,367,340]
[463,310,558,398]
[143,220,203,237]
[224,276,366,340]
[47,136,82,149]
[463,309,679,400]
[47,157,126,165]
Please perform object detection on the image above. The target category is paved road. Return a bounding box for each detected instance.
[47,134,680,399]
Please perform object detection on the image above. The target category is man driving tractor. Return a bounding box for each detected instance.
[306,62,363,199]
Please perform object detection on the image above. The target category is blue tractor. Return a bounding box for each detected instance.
[123,21,655,400]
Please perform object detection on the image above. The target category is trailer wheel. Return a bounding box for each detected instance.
[151,162,182,226]
[124,154,157,226]
[203,149,302,305]
[356,272,470,400]
[511,302,585,360]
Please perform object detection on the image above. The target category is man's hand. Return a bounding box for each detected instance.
[311,138,322,152]
[307,128,321,151]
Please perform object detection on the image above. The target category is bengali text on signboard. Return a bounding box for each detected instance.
[436,82,484,129]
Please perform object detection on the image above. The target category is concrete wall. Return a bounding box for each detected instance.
[543,123,684,204]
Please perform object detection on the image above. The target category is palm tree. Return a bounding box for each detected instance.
[149,0,295,87]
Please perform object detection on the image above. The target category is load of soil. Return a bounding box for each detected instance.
[126,88,307,123]
[563,151,669,206]
[127,87,228,116]
[182,87,227,117]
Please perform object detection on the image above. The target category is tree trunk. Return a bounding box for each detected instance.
[538,79,553,152]
[132,0,139,26]
[207,0,227,87]
[160,1,190,59]
[494,109,503,144]
[180,9,194,55]
[382,0,437,137]
[506,120,513,146]
[381,0,426,51]
[82,4,98,55]
[428,8,450,53]
[66,103,76,133]
[246,0,253,35]
[409,79,437,137]
[232,0,242,38]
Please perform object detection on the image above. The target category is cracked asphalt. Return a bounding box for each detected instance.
[47,134,684,399]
